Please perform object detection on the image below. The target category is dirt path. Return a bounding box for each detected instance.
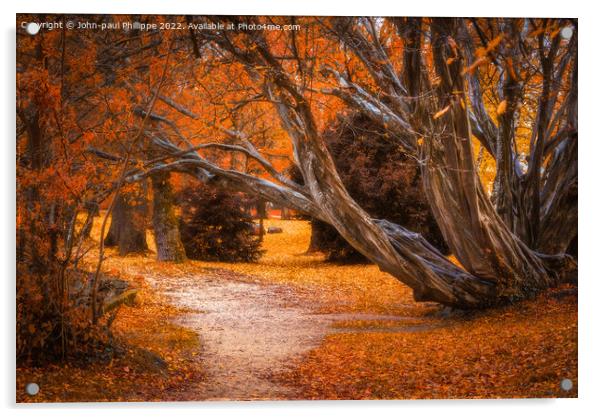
[146,268,423,400]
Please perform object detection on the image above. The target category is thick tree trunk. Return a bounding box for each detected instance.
[269,19,575,307]
[306,220,323,254]
[104,185,149,256]
[264,77,497,307]
[19,111,49,266]
[414,19,569,299]
[151,171,186,262]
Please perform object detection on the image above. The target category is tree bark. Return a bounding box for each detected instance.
[306,220,323,254]
[151,171,186,262]
[256,199,266,242]
[104,186,149,256]
[412,19,568,298]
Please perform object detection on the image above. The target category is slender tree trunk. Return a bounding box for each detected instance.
[533,40,578,255]
[537,135,578,254]
[80,202,99,239]
[151,171,186,262]
[281,206,290,220]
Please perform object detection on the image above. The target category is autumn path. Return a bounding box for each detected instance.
[16,219,577,402]
[146,267,423,400]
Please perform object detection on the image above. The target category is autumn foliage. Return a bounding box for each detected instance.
[16,13,577,401]
[276,288,577,399]
[17,218,577,401]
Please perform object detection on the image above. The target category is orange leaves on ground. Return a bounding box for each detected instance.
[276,287,577,400]
[18,218,578,401]
[17,280,205,403]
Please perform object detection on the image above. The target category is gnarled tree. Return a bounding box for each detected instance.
[113,16,576,309]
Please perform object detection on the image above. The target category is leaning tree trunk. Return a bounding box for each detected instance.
[133,17,576,309]
[265,80,497,307]
[104,185,149,256]
[259,19,574,308]
[151,171,186,262]
[182,23,508,307]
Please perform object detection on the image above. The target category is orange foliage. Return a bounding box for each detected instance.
[16,283,205,403]
[276,287,577,399]
[16,15,577,402]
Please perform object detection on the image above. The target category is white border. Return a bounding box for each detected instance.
[2,1,600,416]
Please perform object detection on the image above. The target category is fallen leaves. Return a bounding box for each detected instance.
[17,218,578,401]
[17,281,205,403]
[276,286,577,400]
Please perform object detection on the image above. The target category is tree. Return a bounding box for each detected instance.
[306,112,448,262]
[151,171,186,262]
[104,186,149,256]
[255,198,267,242]
[16,14,140,360]
[140,16,574,308]
[78,16,577,309]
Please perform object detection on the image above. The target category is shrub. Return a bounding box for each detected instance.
[298,113,448,263]
[177,183,264,262]
[16,245,123,364]
[17,195,118,364]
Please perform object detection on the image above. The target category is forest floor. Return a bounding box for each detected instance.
[16,219,578,402]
